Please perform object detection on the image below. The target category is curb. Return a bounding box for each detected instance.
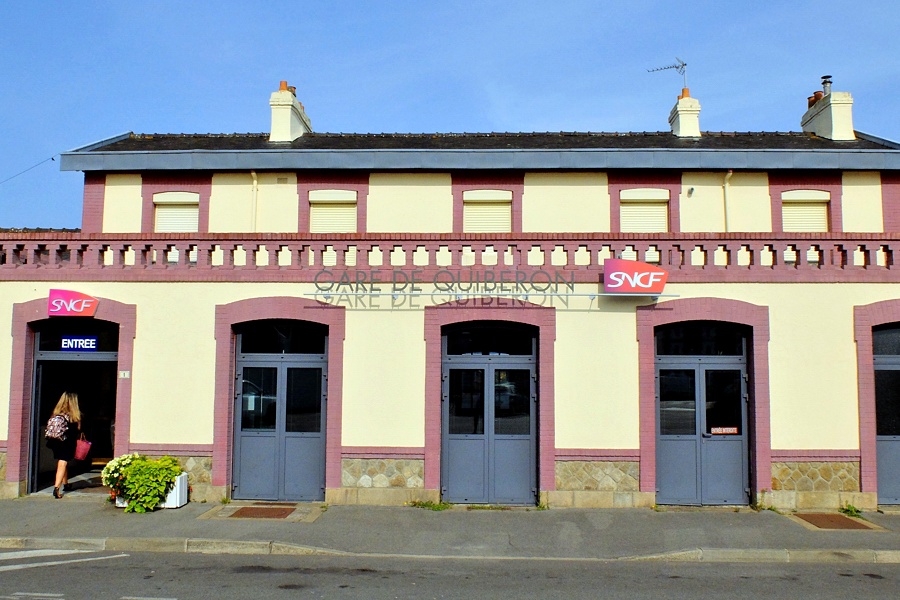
[2,537,900,563]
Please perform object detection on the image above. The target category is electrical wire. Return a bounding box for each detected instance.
[0,155,58,186]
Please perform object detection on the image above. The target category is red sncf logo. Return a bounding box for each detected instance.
[603,259,668,294]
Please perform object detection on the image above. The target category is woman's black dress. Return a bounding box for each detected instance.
[47,427,78,462]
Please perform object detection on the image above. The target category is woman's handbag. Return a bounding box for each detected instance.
[74,434,92,461]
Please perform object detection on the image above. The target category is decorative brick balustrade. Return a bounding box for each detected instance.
[1,232,898,282]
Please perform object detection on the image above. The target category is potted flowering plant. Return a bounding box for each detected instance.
[101,452,141,505]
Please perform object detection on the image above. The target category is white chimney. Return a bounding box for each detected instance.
[669,88,701,138]
[801,76,855,141]
[269,80,312,142]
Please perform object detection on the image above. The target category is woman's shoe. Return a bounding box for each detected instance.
[52,487,61,499]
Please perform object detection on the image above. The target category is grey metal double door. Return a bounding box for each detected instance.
[656,358,749,505]
[441,359,537,504]
[874,357,900,504]
[233,354,326,501]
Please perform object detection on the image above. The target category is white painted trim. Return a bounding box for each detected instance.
[309,189,358,202]
[462,189,513,202]
[620,188,670,201]
[782,189,831,201]
[152,191,200,204]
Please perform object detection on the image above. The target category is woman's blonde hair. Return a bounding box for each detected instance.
[52,392,81,424]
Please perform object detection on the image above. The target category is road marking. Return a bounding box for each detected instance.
[0,553,128,573]
[0,550,90,562]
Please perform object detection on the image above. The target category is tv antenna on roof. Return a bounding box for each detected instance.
[648,57,687,88]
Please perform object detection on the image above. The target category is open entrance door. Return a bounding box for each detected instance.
[29,319,119,493]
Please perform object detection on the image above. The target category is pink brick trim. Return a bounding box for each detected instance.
[636,298,771,497]
[883,173,900,232]
[6,295,136,488]
[770,450,860,461]
[342,446,426,459]
[608,172,682,233]
[0,441,7,451]
[129,443,213,456]
[140,174,212,233]
[424,299,556,494]
[452,174,524,233]
[81,173,105,234]
[853,299,900,494]
[769,172,842,233]
[555,449,641,461]
[213,297,346,493]
[297,173,369,233]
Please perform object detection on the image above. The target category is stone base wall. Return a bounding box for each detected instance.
[148,455,216,503]
[544,490,655,508]
[0,451,6,483]
[341,459,424,489]
[555,461,640,492]
[771,461,860,493]
[326,487,439,506]
[766,461,875,511]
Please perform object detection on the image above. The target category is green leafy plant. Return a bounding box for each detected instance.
[407,499,452,511]
[839,503,863,518]
[120,455,183,513]
[100,453,142,500]
[466,504,511,511]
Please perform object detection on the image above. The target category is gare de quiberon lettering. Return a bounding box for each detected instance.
[312,260,668,296]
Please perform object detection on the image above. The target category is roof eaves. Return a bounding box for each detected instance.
[65,131,134,153]
[855,131,900,150]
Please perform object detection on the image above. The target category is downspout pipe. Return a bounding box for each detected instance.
[250,170,259,232]
[723,169,734,232]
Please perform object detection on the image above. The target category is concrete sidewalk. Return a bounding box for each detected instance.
[1,493,899,563]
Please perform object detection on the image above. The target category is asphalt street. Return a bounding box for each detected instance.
[1,550,899,600]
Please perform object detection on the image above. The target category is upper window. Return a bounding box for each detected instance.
[781,190,829,232]
[462,190,513,233]
[619,188,669,233]
[309,189,357,233]
[153,191,200,233]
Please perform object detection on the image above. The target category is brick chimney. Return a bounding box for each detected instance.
[269,80,312,142]
[668,88,701,138]
[801,76,855,141]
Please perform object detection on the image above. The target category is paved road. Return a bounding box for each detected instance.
[1,550,899,599]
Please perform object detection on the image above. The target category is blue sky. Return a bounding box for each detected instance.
[2,1,899,228]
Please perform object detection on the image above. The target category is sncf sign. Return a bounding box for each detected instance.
[603,259,668,295]
[48,289,99,317]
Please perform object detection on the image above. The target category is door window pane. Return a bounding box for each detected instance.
[876,370,900,436]
[445,322,536,356]
[236,319,327,354]
[656,321,746,356]
[286,368,322,433]
[659,369,696,435]
[705,370,743,435]
[241,367,277,430]
[873,326,900,356]
[449,370,485,435]
[494,369,530,435]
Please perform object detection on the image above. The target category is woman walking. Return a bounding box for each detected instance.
[45,392,82,498]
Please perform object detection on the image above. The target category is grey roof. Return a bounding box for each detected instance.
[60,130,900,172]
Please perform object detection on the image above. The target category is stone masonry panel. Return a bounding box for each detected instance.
[770,461,860,492]
[555,461,640,492]
[342,459,424,489]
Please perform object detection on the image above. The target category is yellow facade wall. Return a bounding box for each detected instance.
[679,172,771,232]
[102,174,143,233]
[209,173,254,232]
[553,300,641,449]
[256,173,300,233]
[841,172,883,232]
[522,173,609,232]
[367,173,453,233]
[5,279,900,453]
[341,310,426,447]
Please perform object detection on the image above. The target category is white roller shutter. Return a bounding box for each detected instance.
[310,202,357,233]
[463,201,511,233]
[782,202,828,232]
[154,204,199,233]
[620,202,668,233]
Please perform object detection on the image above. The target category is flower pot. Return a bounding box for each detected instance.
[162,472,189,509]
[115,495,127,508]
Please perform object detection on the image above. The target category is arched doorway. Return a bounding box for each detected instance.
[440,321,538,504]
[231,319,328,501]
[655,320,750,505]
